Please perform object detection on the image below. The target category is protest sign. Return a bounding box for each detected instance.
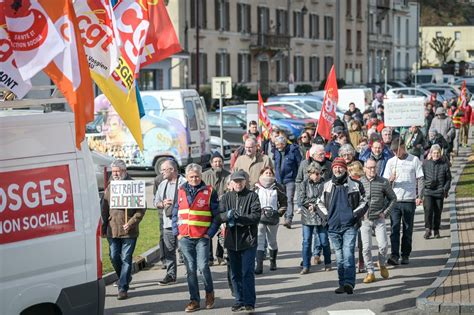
[384,97,425,127]
[109,180,146,209]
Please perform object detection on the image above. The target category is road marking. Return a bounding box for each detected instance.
[328,310,375,315]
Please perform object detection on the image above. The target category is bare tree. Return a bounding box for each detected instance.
[429,36,456,64]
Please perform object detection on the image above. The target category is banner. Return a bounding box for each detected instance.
[0,5,32,98]
[139,0,182,68]
[74,0,120,77]
[384,97,425,127]
[0,165,75,244]
[42,0,94,149]
[3,0,65,80]
[315,65,338,141]
[109,180,146,209]
[258,89,271,140]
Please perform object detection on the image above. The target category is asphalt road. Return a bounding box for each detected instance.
[104,201,451,315]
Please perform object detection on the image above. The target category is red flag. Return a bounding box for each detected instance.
[458,80,467,108]
[258,89,272,140]
[139,0,182,68]
[315,65,338,141]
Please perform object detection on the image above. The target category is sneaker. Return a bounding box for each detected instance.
[205,291,215,309]
[243,305,255,312]
[401,256,409,265]
[217,257,225,265]
[158,275,176,286]
[324,265,332,272]
[363,273,376,283]
[380,266,389,279]
[283,221,292,229]
[312,255,321,265]
[231,304,244,312]
[434,230,441,239]
[208,260,214,267]
[387,255,399,266]
[424,228,431,239]
[113,280,118,287]
[343,284,354,294]
[334,286,345,294]
[117,291,128,300]
[300,268,309,275]
[185,300,200,313]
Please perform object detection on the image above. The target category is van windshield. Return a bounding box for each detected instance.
[415,75,433,84]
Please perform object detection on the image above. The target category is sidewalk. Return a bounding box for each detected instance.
[417,140,474,313]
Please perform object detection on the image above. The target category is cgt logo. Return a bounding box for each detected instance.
[4,0,48,51]
[196,198,206,208]
[76,0,115,53]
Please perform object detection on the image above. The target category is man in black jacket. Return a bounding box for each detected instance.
[219,170,261,312]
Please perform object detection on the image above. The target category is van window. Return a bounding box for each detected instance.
[184,100,198,131]
[194,100,207,130]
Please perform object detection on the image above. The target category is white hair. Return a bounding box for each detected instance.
[185,163,202,175]
[111,159,127,170]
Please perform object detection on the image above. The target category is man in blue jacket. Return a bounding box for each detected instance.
[317,157,368,294]
[359,138,393,176]
[274,136,302,229]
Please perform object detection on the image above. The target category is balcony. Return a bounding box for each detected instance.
[249,33,291,51]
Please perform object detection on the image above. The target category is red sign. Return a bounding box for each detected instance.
[0,165,75,244]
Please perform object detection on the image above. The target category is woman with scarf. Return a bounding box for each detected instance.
[298,131,313,159]
[298,162,332,274]
[254,167,288,274]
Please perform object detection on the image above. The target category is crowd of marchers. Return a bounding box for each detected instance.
[100,92,472,313]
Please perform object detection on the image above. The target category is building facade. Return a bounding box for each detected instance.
[420,26,474,66]
[166,0,341,95]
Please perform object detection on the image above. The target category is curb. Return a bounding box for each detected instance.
[416,146,471,312]
[102,244,160,286]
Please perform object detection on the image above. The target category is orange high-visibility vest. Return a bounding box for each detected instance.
[453,109,464,129]
[177,186,213,238]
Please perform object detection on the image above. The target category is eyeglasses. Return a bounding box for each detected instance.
[366,166,376,170]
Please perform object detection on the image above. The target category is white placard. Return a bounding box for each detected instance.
[212,77,232,99]
[110,180,146,209]
[384,97,425,127]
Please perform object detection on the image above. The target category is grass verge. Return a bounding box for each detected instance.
[455,145,474,198]
[102,209,160,274]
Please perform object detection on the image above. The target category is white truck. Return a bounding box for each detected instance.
[413,69,443,85]
[0,96,105,314]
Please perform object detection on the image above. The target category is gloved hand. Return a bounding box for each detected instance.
[227,209,235,227]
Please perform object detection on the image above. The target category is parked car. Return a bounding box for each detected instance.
[264,101,320,120]
[207,112,247,148]
[386,87,444,103]
[422,87,456,102]
[417,83,461,97]
[413,69,443,84]
[219,104,305,140]
[209,136,231,160]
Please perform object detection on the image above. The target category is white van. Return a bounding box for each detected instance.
[88,89,211,174]
[0,111,104,315]
[312,88,373,112]
[414,69,443,85]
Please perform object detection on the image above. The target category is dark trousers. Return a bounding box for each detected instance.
[228,246,257,307]
[424,195,444,231]
[390,202,416,259]
[162,228,177,279]
[209,235,224,261]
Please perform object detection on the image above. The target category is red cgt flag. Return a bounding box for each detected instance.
[139,0,182,68]
[315,65,338,141]
[258,89,272,140]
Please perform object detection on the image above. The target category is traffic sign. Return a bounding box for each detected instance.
[212,77,232,99]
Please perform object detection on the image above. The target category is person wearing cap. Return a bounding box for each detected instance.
[274,135,302,229]
[304,121,317,138]
[367,112,385,133]
[325,126,348,161]
[316,157,368,294]
[359,158,397,284]
[298,162,332,274]
[430,107,455,148]
[202,152,231,265]
[422,144,451,239]
[234,138,273,189]
[219,170,261,312]
[383,138,424,266]
[172,164,220,312]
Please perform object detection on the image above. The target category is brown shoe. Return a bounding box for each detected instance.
[312,255,321,265]
[185,300,200,312]
[117,291,128,300]
[205,291,215,309]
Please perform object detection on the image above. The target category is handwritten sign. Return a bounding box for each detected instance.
[384,97,425,127]
[110,180,146,209]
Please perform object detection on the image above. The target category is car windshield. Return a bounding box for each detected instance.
[303,100,323,111]
[280,105,308,119]
[267,109,288,119]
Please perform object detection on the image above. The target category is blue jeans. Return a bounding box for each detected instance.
[302,225,331,268]
[228,246,257,307]
[108,237,137,292]
[284,181,296,223]
[312,231,321,257]
[390,201,416,259]
[329,227,357,288]
[179,237,214,302]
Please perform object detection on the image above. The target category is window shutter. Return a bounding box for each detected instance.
[203,53,208,84]
[309,15,313,39]
[215,0,220,30]
[191,53,196,84]
[302,57,305,82]
[247,55,251,82]
[293,11,297,37]
[225,1,230,31]
[301,14,304,37]
[216,53,220,76]
[238,54,242,82]
[202,0,207,29]
[246,4,251,33]
[226,53,230,76]
[257,7,261,34]
[237,3,242,32]
[294,56,297,81]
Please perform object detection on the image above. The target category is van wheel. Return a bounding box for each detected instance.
[21,303,61,315]
[154,157,169,175]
